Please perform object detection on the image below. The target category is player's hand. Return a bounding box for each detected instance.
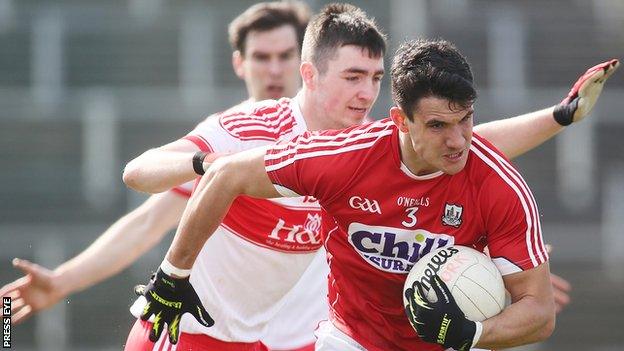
[544,244,572,313]
[404,275,478,351]
[550,272,571,313]
[134,268,214,344]
[0,258,66,324]
[553,59,620,126]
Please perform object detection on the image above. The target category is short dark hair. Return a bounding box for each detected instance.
[391,39,476,120]
[228,1,310,55]
[301,3,387,74]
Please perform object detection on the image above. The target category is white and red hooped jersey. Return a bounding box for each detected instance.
[264,119,548,351]
[132,96,329,346]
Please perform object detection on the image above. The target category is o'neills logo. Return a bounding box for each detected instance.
[347,223,454,274]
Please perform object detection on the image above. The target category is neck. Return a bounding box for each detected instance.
[298,86,326,131]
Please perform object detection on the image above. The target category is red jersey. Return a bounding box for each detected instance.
[264,118,548,351]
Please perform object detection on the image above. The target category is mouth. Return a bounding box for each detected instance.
[444,150,464,162]
[348,106,368,115]
[266,85,284,98]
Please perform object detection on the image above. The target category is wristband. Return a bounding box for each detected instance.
[552,101,576,126]
[471,321,483,348]
[160,258,191,278]
[193,151,208,175]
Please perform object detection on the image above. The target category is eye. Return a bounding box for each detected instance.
[252,53,270,62]
[429,121,445,129]
[373,75,383,83]
[280,51,295,61]
[345,76,360,82]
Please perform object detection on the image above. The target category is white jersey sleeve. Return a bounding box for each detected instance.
[183,98,301,154]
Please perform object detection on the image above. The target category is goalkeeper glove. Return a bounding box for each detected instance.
[553,59,619,126]
[404,275,480,351]
[134,268,214,344]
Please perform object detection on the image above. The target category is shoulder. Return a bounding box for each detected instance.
[302,118,395,147]
[266,119,395,171]
[468,133,535,204]
[275,119,394,157]
[467,133,514,182]
[218,98,299,141]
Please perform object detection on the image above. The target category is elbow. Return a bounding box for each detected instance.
[123,159,160,193]
[122,161,142,191]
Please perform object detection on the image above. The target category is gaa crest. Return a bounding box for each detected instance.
[441,203,463,228]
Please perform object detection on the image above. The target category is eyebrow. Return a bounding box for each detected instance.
[425,108,474,125]
[463,108,475,116]
[342,67,385,75]
[250,46,297,56]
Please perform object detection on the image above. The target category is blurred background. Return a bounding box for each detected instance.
[1,0,623,350]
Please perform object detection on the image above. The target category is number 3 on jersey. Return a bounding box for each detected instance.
[402,206,419,227]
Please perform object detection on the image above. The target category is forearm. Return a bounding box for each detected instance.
[475,106,561,160]
[165,160,238,270]
[54,193,185,294]
[123,149,199,193]
[476,295,555,349]
[475,263,556,349]
[165,148,277,270]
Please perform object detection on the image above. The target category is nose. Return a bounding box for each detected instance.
[268,58,283,76]
[357,79,377,102]
[446,125,467,150]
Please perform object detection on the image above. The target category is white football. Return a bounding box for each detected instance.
[403,245,505,321]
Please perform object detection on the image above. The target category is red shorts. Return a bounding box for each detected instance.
[124,319,269,351]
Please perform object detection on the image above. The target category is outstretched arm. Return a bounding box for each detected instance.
[475,59,619,159]
[123,139,225,193]
[475,106,559,160]
[0,191,186,324]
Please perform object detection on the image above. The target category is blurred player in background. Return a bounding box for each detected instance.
[125,2,617,350]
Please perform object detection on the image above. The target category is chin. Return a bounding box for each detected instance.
[447,162,468,175]
[350,115,367,126]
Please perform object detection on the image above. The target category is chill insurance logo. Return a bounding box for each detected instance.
[347,223,454,273]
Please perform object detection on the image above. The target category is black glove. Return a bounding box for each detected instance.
[553,59,619,126]
[404,275,477,351]
[134,268,214,344]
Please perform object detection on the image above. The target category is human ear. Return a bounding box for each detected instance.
[300,61,316,89]
[390,107,410,133]
[232,50,245,79]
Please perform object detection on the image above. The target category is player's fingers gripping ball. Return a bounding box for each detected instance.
[554,59,620,125]
[403,246,508,349]
[134,268,214,344]
[405,276,478,351]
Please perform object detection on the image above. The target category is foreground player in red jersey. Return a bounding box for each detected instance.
[158,37,553,351]
[125,2,620,350]
[130,8,619,351]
